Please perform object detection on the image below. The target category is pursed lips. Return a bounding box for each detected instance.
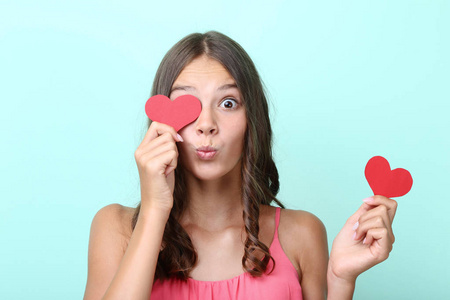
[195,145,218,160]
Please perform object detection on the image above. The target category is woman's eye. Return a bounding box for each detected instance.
[220,98,238,109]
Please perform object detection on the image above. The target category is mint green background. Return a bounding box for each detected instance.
[1,0,448,299]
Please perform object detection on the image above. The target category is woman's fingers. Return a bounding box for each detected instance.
[137,132,179,159]
[141,121,183,145]
[135,123,181,183]
[353,215,395,244]
[140,142,178,166]
[145,149,179,176]
[362,227,393,262]
[350,196,398,245]
[363,195,398,223]
[355,206,393,240]
[358,204,389,225]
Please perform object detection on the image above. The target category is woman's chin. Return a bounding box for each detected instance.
[188,169,226,182]
[184,163,240,183]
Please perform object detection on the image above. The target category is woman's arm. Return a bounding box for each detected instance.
[83,203,170,300]
[326,270,355,300]
[84,122,182,299]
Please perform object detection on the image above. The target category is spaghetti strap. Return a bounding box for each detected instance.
[274,207,281,239]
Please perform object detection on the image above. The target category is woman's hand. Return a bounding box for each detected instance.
[134,121,183,213]
[328,195,398,284]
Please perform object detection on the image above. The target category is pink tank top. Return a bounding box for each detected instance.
[150,207,303,299]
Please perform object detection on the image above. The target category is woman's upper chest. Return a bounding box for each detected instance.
[183,206,303,281]
[120,205,304,281]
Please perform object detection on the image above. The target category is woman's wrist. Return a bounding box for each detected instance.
[327,266,356,300]
[139,203,172,225]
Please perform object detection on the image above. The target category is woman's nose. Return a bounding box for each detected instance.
[195,107,218,135]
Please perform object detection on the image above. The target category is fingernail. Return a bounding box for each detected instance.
[363,197,374,203]
[363,237,367,244]
[177,134,184,142]
[352,221,359,231]
[352,232,357,240]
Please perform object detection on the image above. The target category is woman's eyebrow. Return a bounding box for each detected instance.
[217,83,238,91]
[170,85,196,93]
[170,83,238,93]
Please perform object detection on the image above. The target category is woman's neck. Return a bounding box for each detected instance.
[180,167,244,232]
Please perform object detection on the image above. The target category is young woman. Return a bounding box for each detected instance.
[83,31,397,300]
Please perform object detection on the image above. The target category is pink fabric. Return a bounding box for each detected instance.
[150,207,303,300]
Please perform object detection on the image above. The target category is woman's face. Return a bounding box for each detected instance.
[170,55,247,181]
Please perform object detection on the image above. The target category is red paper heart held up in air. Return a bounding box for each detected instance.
[365,156,413,198]
[145,94,202,132]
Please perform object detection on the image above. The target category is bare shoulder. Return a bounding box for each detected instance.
[93,203,135,221]
[280,208,327,240]
[91,203,135,240]
[277,208,328,282]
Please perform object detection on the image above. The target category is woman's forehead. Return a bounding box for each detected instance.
[172,57,237,92]
[177,56,233,81]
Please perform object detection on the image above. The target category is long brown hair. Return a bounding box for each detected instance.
[132,31,284,281]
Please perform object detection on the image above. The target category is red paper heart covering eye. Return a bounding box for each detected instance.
[364,156,413,198]
[145,94,202,132]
